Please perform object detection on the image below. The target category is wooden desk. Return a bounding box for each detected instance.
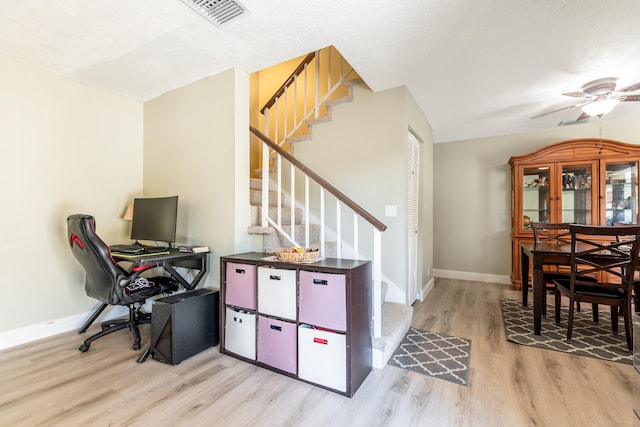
[520,241,572,335]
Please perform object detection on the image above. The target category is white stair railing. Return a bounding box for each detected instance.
[260,46,355,150]
[251,127,387,338]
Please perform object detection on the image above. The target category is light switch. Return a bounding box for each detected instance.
[385,205,397,217]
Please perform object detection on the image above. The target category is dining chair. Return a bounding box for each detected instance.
[613,222,640,313]
[553,224,640,350]
[530,222,574,317]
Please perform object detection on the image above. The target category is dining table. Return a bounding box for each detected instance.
[520,237,637,335]
[519,240,573,335]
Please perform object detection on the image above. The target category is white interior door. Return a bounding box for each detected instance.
[407,131,420,304]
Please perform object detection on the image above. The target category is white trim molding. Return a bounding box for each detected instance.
[433,269,511,285]
[0,305,127,351]
[419,277,435,301]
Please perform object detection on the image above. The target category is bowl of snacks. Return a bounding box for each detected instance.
[273,246,319,263]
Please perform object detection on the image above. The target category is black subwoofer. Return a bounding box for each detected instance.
[151,288,219,365]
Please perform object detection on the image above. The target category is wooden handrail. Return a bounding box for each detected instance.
[260,52,316,114]
[251,126,387,232]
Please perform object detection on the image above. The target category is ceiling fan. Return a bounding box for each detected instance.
[531,77,640,125]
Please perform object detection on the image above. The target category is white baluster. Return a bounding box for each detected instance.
[261,141,269,228]
[320,188,325,258]
[283,86,288,143]
[290,163,295,242]
[353,213,358,259]
[315,51,320,119]
[293,75,298,130]
[305,176,310,248]
[336,200,341,258]
[277,155,282,228]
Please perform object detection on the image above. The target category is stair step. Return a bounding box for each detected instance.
[372,302,413,369]
[263,224,321,251]
[250,189,286,207]
[250,177,283,191]
[250,205,303,227]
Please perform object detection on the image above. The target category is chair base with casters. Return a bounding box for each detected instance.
[78,277,178,352]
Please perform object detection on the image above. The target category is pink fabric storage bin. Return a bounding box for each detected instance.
[298,325,346,392]
[225,263,256,310]
[257,316,297,374]
[299,270,346,331]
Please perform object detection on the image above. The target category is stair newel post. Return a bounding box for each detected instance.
[373,229,382,338]
[290,163,295,242]
[320,188,326,258]
[277,154,282,229]
[336,200,342,258]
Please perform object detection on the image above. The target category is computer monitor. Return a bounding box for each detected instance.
[130,196,178,246]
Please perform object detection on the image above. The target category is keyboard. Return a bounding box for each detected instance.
[110,244,169,255]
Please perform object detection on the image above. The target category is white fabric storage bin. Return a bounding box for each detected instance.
[257,266,297,320]
[224,307,256,360]
[299,270,346,331]
[298,324,346,392]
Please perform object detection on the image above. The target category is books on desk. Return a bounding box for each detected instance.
[178,245,210,254]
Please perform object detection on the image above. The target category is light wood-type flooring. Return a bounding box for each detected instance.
[0,278,635,426]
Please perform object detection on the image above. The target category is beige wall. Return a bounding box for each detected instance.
[0,55,143,333]
[143,67,252,286]
[434,117,640,279]
[294,84,434,304]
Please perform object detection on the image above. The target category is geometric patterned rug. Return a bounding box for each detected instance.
[388,327,471,386]
[501,297,632,365]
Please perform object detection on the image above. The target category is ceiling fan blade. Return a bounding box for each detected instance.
[561,91,585,98]
[575,111,590,122]
[530,104,579,119]
[558,111,591,126]
[622,94,640,101]
[619,82,640,93]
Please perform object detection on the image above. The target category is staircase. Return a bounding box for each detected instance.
[248,177,337,256]
[248,47,413,369]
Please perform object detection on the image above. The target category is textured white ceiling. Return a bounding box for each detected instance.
[1,0,640,143]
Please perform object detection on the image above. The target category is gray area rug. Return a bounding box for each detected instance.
[388,327,471,386]
[501,297,632,364]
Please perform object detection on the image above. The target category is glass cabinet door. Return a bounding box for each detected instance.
[604,161,638,225]
[522,166,550,229]
[560,163,593,224]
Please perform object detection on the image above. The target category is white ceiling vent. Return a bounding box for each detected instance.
[179,0,247,27]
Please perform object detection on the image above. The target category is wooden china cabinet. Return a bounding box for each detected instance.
[510,138,640,289]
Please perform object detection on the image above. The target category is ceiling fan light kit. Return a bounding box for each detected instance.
[581,96,620,117]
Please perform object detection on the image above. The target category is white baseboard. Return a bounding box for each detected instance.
[419,277,435,301]
[0,305,127,351]
[433,269,511,285]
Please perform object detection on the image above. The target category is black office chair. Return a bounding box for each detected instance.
[67,214,178,352]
